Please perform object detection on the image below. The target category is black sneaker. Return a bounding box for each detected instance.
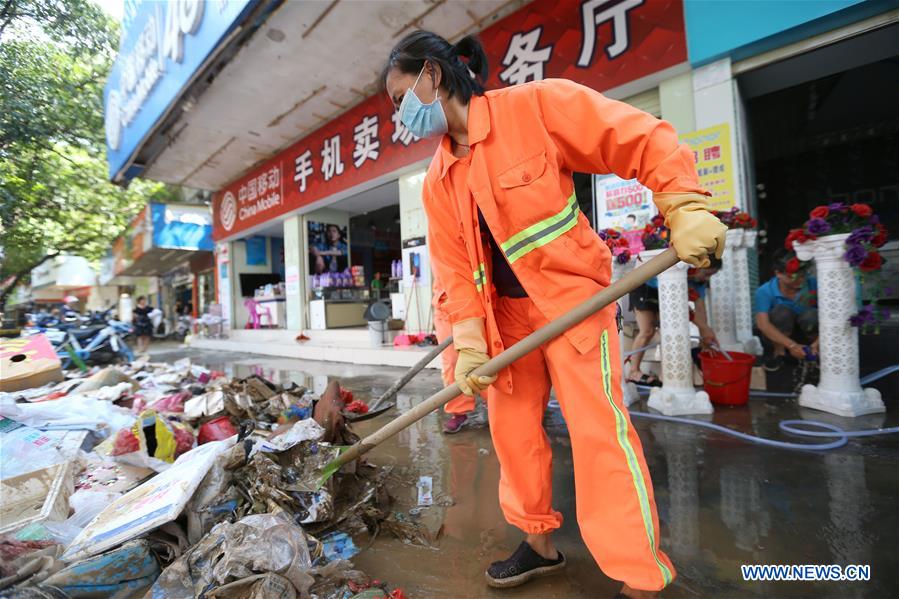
[485,541,566,588]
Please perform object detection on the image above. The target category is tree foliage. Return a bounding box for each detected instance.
[0,0,173,309]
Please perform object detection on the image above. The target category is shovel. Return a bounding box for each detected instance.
[318,248,680,486]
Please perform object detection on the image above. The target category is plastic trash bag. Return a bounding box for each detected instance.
[150,512,314,599]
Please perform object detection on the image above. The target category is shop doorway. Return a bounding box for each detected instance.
[740,23,899,278]
[349,202,402,301]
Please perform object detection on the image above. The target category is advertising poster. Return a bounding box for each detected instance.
[593,175,656,231]
[308,222,349,274]
[679,123,735,211]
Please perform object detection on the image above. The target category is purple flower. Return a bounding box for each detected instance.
[870,215,880,225]
[806,218,831,235]
[849,305,875,327]
[844,243,868,266]
[828,202,846,212]
[847,226,874,245]
[599,230,608,240]
[616,252,630,264]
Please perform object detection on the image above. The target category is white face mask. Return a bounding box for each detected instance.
[398,65,448,139]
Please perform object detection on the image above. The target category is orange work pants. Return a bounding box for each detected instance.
[434,305,475,415]
[488,296,675,591]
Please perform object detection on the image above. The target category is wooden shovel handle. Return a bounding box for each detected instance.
[330,248,679,469]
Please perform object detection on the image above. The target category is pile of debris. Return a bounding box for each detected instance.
[0,345,409,598]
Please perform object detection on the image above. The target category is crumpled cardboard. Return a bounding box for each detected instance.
[62,438,235,562]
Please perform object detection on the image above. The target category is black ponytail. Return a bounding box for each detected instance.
[383,30,489,103]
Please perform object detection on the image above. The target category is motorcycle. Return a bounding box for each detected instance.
[150,308,193,341]
[25,311,134,367]
[56,319,135,367]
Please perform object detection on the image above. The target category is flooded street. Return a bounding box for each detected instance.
[159,347,899,598]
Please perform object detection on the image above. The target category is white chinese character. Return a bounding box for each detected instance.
[321,135,345,181]
[257,173,268,195]
[268,166,280,190]
[247,177,257,200]
[352,115,381,168]
[390,110,418,146]
[293,150,313,193]
[238,185,247,204]
[577,0,643,67]
[499,28,553,86]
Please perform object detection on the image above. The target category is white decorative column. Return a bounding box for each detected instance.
[612,258,640,407]
[642,249,713,415]
[793,235,884,417]
[733,230,763,355]
[709,228,742,351]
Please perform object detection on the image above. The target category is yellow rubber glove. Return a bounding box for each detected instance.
[654,192,727,268]
[452,318,497,396]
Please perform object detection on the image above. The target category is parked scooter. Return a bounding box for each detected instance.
[149,309,192,341]
[56,319,135,367]
[25,310,134,366]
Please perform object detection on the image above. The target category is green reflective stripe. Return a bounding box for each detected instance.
[599,330,673,588]
[472,262,486,292]
[500,193,579,263]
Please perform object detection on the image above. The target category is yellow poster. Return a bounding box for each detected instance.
[679,123,734,211]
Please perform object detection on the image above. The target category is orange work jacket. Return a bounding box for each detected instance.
[422,79,705,389]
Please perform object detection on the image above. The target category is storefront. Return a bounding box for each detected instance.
[681,0,899,291]
[110,201,215,324]
[105,0,897,363]
[206,0,694,342]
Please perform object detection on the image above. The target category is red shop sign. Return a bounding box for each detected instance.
[213,0,686,239]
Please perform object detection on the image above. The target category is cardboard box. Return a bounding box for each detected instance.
[0,334,63,392]
[0,461,74,535]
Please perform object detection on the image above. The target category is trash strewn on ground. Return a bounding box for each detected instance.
[0,354,406,598]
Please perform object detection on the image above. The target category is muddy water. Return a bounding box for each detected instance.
[176,349,899,598]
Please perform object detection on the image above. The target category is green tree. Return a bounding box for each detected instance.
[0,0,169,311]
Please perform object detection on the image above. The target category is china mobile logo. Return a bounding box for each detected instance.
[220,191,237,231]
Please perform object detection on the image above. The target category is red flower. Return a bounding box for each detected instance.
[809,206,829,219]
[785,258,801,275]
[615,237,629,248]
[785,228,808,249]
[850,203,873,218]
[872,224,888,248]
[651,214,665,227]
[688,288,700,302]
[644,224,655,234]
[859,251,883,272]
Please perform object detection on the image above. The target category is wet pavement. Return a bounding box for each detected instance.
[153,345,899,598]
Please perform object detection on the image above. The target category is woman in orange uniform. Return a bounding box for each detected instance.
[384,31,726,598]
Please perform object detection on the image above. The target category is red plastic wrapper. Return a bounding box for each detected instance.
[197,416,237,444]
[345,400,369,414]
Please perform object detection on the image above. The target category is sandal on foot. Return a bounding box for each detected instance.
[485,541,566,588]
[628,373,662,387]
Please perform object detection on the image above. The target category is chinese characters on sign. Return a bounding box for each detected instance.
[499,28,553,85]
[593,175,655,231]
[213,0,687,239]
[235,164,282,225]
[679,123,735,211]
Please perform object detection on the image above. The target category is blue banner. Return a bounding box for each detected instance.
[150,203,213,251]
[104,0,256,181]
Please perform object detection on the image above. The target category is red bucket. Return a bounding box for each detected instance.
[699,350,756,406]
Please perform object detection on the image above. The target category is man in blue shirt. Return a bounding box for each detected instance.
[755,250,818,370]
